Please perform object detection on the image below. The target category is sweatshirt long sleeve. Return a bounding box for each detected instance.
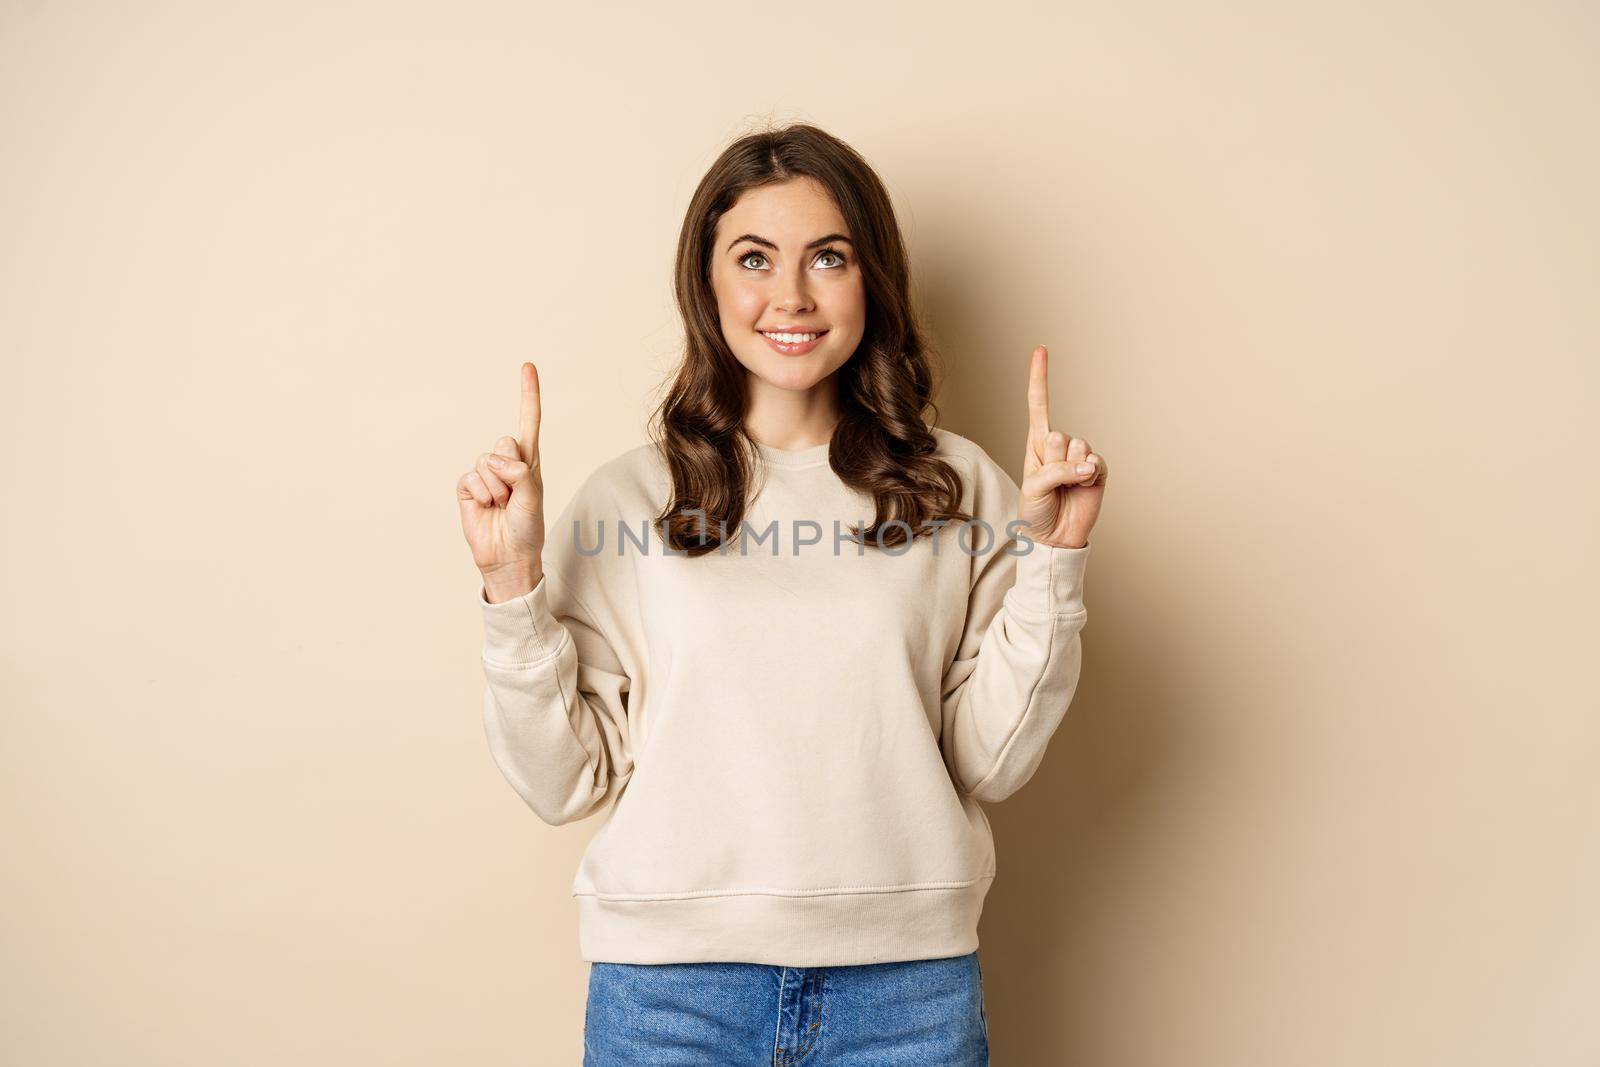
[476,428,1090,966]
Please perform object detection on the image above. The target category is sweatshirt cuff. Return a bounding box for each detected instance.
[1005,541,1091,618]
[478,572,565,665]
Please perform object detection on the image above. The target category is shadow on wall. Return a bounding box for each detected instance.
[916,189,1197,1057]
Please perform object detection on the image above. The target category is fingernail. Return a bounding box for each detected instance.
[487,455,506,468]
[1076,462,1094,474]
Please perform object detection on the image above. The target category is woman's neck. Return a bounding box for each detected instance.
[742,374,840,450]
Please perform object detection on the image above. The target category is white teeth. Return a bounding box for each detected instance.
[763,331,820,344]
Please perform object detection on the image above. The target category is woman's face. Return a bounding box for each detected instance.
[709,177,867,396]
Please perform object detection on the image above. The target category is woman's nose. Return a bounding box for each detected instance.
[775,286,814,314]
[774,273,814,314]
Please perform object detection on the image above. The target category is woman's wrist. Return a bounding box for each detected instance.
[481,561,543,604]
[1018,525,1088,551]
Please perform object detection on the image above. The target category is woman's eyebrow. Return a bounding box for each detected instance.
[725,232,854,252]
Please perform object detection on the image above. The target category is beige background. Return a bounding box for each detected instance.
[3,1,1596,1063]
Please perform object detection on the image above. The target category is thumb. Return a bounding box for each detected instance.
[1021,459,1095,498]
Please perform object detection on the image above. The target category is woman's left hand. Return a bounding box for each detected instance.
[1018,345,1107,550]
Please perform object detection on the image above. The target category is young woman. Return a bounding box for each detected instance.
[456,124,1108,1065]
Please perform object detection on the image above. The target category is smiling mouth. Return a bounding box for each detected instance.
[758,329,825,355]
[759,329,828,344]
[758,328,828,355]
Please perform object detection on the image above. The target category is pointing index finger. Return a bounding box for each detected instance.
[519,361,540,465]
[1027,345,1051,444]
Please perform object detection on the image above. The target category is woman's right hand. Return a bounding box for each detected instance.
[457,362,546,602]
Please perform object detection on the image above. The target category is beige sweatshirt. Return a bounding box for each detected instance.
[476,427,1090,966]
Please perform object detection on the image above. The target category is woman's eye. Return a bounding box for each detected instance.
[739,250,846,270]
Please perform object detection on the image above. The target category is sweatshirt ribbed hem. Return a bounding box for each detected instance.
[573,875,994,967]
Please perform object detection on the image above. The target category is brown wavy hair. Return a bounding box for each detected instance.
[648,122,975,556]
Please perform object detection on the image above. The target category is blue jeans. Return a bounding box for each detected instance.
[583,951,989,1065]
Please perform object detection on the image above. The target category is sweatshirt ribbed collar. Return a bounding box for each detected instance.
[754,440,831,470]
